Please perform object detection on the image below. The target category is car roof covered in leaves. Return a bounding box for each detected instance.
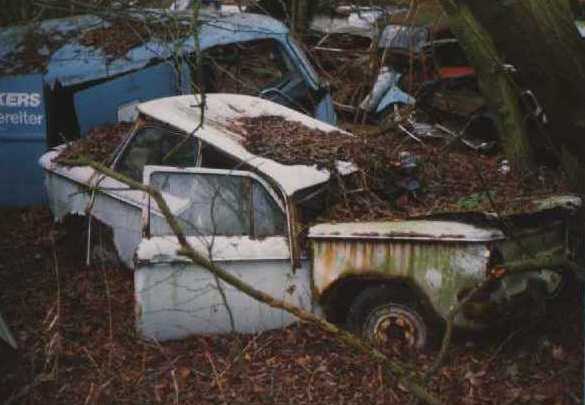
[137,93,354,197]
[0,10,289,86]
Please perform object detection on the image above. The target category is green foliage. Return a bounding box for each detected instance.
[456,190,496,210]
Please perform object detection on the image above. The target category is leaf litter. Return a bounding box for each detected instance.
[0,208,582,404]
[232,115,571,221]
[55,122,132,164]
[55,115,571,223]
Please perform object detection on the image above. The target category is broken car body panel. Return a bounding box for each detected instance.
[358,67,415,114]
[310,197,579,330]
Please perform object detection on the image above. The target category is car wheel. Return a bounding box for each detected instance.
[347,286,428,350]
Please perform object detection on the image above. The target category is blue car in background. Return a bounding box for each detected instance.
[0,9,336,206]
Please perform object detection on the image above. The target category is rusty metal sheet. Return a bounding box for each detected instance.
[309,220,504,242]
[311,215,571,330]
[311,237,490,327]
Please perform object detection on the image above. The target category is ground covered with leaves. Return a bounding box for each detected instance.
[0,207,582,404]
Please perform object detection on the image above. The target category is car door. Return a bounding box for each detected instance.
[134,166,312,341]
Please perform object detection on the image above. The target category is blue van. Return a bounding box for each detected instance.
[0,10,336,206]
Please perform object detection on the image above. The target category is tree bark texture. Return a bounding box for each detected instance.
[437,0,535,172]
[445,0,585,184]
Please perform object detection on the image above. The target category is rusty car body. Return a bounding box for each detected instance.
[39,94,580,346]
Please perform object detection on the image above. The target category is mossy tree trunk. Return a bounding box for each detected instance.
[436,0,535,173]
[439,0,585,190]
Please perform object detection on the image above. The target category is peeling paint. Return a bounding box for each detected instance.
[135,255,312,340]
[425,268,442,289]
[309,221,504,242]
[311,215,571,330]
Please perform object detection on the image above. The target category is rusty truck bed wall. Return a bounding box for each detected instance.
[311,234,492,326]
[309,210,576,329]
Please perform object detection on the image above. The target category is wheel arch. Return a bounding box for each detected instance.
[318,274,438,325]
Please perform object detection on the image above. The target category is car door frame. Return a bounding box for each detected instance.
[141,165,292,261]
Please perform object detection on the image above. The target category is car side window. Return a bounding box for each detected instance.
[199,143,241,170]
[148,171,286,238]
[253,181,286,238]
[116,126,197,182]
[149,172,251,236]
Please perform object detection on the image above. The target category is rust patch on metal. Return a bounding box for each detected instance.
[334,231,470,239]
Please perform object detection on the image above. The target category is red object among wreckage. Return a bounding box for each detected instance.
[438,66,476,79]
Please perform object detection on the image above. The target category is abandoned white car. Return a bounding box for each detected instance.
[40,94,581,348]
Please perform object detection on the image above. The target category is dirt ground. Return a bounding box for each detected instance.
[0,207,583,404]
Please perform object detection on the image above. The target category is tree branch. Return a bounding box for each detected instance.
[62,157,442,405]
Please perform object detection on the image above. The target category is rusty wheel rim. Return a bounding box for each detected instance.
[369,306,425,350]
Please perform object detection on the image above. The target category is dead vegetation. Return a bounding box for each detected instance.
[1,13,191,75]
[0,207,582,404]
[55,117,571,223]
[307,34,375,114]
[1,29,74,75]
[79,16,192,60]
[55,122,132,164]
[233,115,570,221]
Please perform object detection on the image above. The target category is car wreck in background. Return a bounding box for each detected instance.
[307,6,497,151]
[40,94,581,348]
[0,9,335,206]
